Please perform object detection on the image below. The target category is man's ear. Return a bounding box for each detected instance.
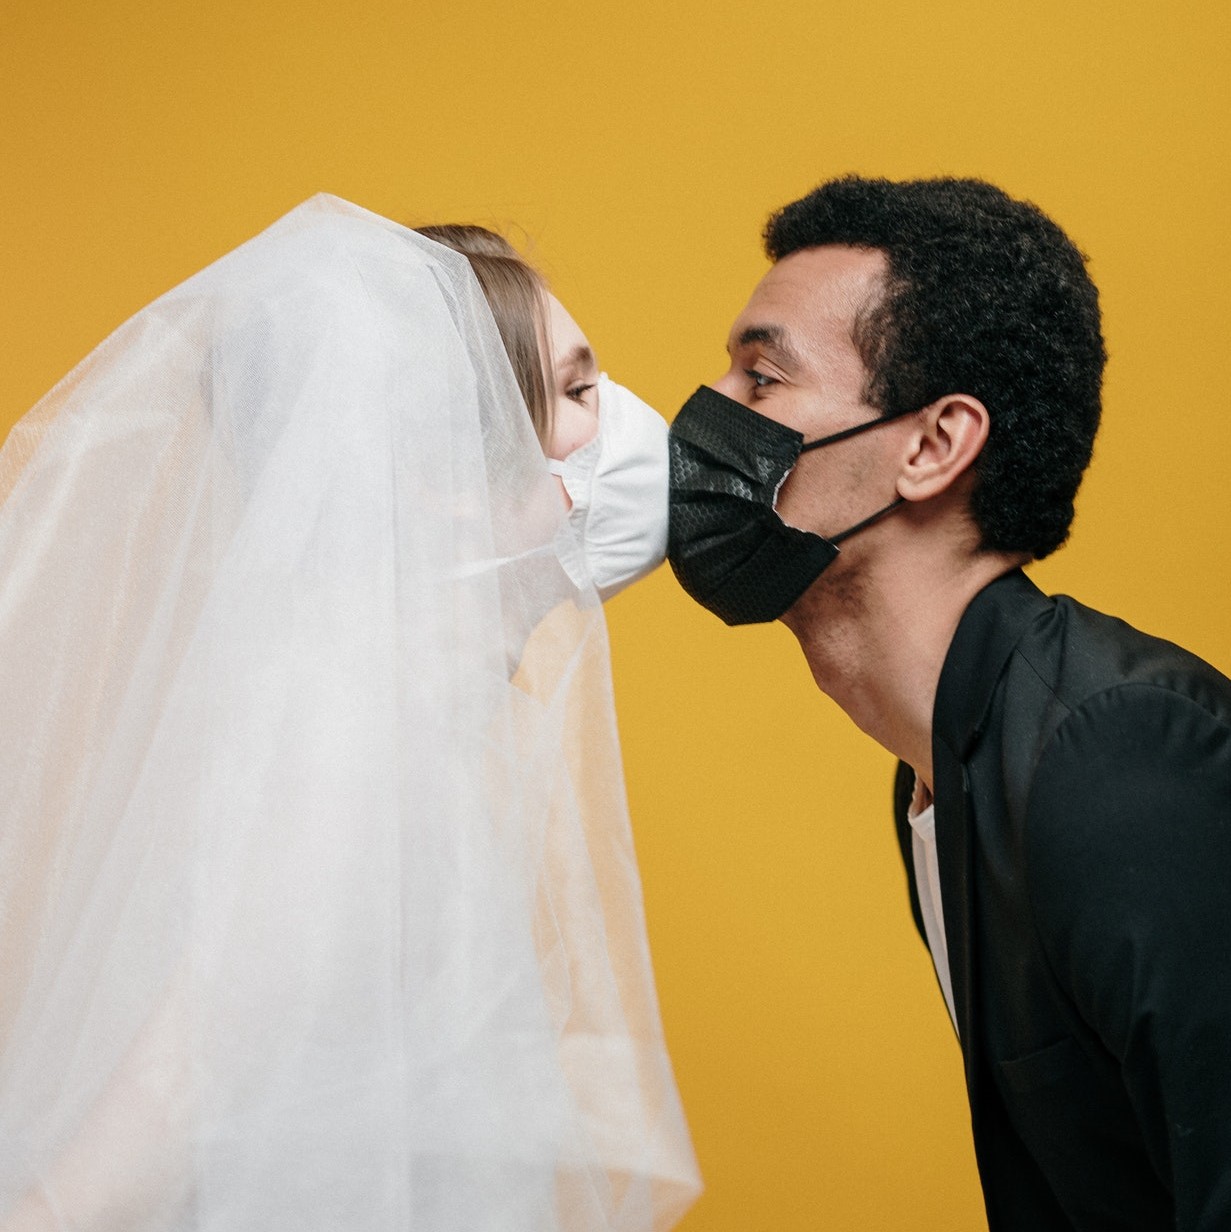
[895,394,989,502]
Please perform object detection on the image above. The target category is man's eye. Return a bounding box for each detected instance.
[745,368,777,390]
[567,382,596,403]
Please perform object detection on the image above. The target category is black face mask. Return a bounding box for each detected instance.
[667,385,913,625]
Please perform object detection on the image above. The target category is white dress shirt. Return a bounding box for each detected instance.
[908,778,958,1034]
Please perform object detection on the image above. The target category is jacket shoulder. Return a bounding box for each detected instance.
[1012,594,1231,723]
[979,590,1231,835]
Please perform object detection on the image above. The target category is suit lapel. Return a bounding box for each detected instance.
[930,570,1053,1097]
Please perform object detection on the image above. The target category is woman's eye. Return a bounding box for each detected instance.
[566,382,597,403]
[745,368,778,392]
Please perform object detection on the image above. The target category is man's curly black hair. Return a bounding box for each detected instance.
[764,176,1106,560]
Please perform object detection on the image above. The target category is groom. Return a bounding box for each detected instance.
[667,176,1231,1230]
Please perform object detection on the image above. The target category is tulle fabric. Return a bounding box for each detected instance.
[0,196,699,1231]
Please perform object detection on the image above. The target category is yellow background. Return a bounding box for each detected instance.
[2,2,1227,1227]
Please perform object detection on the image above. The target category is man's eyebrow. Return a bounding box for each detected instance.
[730,325,801,368]
[556,344,596,373]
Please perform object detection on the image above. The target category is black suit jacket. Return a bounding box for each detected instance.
[893,570,1231,1230]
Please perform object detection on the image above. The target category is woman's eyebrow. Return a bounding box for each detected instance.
[556,344,596,373]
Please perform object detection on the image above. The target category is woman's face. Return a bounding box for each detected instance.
[544,294,600,483]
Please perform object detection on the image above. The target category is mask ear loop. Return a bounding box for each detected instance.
[796,404,917,545]
[829,496,906,546]
[798,404,919,453]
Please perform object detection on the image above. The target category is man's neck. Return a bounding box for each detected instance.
[782,547,1022,792]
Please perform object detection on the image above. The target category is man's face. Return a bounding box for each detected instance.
[711,244,899,540]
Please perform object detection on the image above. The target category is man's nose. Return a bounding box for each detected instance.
[709,369,749,406]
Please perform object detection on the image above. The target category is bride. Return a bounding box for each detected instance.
[0,196,700,1231]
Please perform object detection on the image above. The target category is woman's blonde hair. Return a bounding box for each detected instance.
[415,224,552,444]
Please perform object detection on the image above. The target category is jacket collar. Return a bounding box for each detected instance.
[928,568,1053,1085]
[933,568,1053,763]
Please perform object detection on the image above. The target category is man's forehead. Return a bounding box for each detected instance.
[729,245,887,353]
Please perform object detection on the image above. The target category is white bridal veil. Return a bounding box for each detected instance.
[0,196,699,1231]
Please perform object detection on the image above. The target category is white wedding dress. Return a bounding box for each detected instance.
[0,197,700,1231]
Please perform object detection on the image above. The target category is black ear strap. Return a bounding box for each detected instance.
[829,497,907,547]
[799,405,919,452]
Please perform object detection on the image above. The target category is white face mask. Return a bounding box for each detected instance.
[548,374,669,601]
